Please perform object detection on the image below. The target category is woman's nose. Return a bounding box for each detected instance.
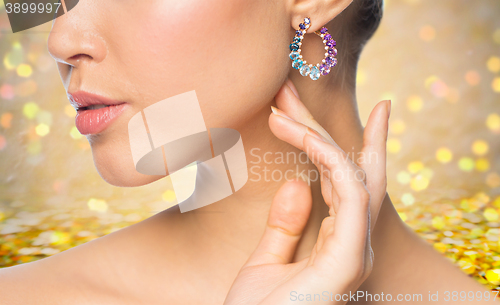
[47,3,107,68]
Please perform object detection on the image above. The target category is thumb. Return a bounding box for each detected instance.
[243,178,313,268]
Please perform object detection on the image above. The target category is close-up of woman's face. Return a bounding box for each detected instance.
[47,0,292,187]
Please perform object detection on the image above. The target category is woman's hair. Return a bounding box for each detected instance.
[327,0,384,91]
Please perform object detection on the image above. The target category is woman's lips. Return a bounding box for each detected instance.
[75,104,127,135]
[68,91,128,135]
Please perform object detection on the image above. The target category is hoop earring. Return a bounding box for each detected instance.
[289,17,338,81]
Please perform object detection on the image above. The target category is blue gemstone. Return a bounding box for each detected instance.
[310,66,320,80]
[299,23,306,30]
[292,59,303,69]
[296,30,303,36]
[289,51,300,60]
[304,17,310,25]
[293,37,301,43]
[300,65,311,76]
[289,43,299,51]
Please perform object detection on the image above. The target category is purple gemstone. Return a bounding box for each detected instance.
[325,57,333,66]
[324,33,332,40]
[320,64,330,76]
[296,30,303,36]
[320,27,328,34]
[299,23,306,30]
[332,39,337,46]
[330,57,338,67]
[328,47,337,56]
[326,39,335,48]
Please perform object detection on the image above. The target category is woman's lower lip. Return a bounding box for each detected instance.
[75,104,128,135]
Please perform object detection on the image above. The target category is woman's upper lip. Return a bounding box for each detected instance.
[67,91,126,110]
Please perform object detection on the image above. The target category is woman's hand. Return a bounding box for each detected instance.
[224,79,391,305]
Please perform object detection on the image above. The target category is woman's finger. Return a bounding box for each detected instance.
[243,179,313,268]
[302,133,371,259]
[359,100,390,229]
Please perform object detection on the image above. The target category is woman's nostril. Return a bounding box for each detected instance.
[69,54,93,62]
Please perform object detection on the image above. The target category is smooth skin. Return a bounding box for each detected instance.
[0,0,495,303]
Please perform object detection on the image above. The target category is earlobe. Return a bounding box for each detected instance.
[289,0,354,32]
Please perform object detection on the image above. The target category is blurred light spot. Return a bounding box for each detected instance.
[23,102,39,119]
[16,64,32,78]
[356,69,366,85]
[425,75,439,89]
[387,138,401,153]
[486,113,500,133]
[35,124,50,137]
[3,42,23,70]
[484,208,499,222]
[419,25,436,41]
[69,126,83,139]
[432,216,445,230]
[458,157,475,172]
[494,29,500,45]
[494,196,500,208]
[475,158,490,172]
[487,56,500,73]
[492,77,500,93]
[0,84,15,100]
[162,190,177,203]
[87,198,108,213]
[407,95,423,112]
[401,193,415,206]
[486,172,500,188]
[408,161,424,173]
[411,174,429,191]
[472,139,489,156]
[0,135,6,151]
[398,212,407,222]
[433,242,447,253]
[486,269,500,285]
[397,171,411,184]
[436,147,453,163]
[50,231,70,245]
[465,70,481,86]
[64,105,76,117]
[430,79,448,98]
[15,80,37,97]
[390,119,406,135]
[27,140,41,155]
[1,113,13,129]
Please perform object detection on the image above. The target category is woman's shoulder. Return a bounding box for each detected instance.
[0,236,121,305]
[0,209,191,305]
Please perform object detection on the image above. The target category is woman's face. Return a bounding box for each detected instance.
[48,0,290,186]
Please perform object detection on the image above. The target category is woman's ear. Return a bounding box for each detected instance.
[289,0,354,32]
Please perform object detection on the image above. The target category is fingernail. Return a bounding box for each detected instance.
[306,127,325,142]
[386,100,392,118]
[286,79,300,98]
[271,106,294,121]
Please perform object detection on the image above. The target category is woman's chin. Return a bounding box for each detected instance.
[99,169,164,187]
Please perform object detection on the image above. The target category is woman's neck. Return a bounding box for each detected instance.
[177,80,365,261]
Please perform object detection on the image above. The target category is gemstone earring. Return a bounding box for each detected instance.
[289,17,338,81]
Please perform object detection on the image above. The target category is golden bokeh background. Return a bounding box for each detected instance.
[1,0,499,291]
